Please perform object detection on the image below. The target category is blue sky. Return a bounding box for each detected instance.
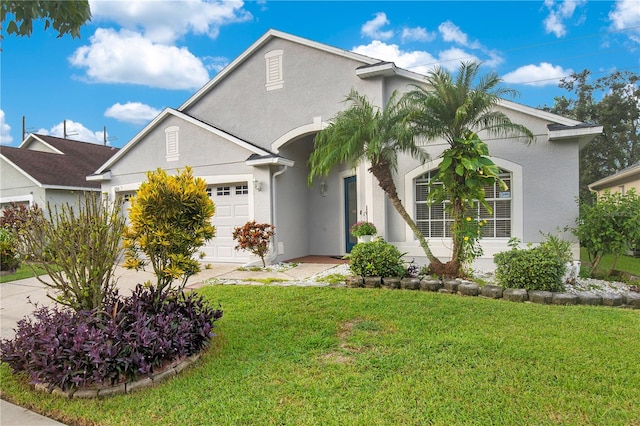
[1,0,639,147]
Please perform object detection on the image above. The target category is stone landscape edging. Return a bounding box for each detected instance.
[32,352,202,399]
[346,276,640,309]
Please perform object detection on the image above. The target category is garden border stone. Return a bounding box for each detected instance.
[552,292,579,305]
[342,276,639,310]
[575,292,602,306]
[401,278,420,290]
[458,282,479,296]
[624,292,640,308]
[503,288,528,302]
[420,279,442,292]
[480,285,503,299]
[528,290,553,304]
[601,293,624,306]
[31,352,202,399]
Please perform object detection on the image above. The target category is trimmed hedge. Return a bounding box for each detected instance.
[349,239,406,278]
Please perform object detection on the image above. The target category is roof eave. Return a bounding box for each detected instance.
[86,171,112,182]
[588,165,640,191]
[548,125,603,150]
[245,157,295,167]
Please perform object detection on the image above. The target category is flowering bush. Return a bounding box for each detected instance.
[232,221,275,267]
[454,215,486,266]
[350,221,377,237]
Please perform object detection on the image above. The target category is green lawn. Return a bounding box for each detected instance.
[1,285,639,425]
[580,247,640,277]
[0,264,51,283]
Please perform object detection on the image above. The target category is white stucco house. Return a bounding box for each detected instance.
[88,29,602,268]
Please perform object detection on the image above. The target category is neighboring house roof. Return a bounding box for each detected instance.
[588,161,640,191]
[1,134,119,189]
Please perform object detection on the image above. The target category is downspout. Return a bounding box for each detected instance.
[269,165,288,263]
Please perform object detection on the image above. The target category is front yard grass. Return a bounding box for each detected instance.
[0,264,53,283]
[580,247,640,277]
[1,285,639,425]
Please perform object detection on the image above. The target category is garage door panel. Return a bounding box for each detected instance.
[217,205,233,218]
[234,204,249,217]
[203,183,251,263]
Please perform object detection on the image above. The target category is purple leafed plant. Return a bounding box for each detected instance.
[0,285,223,390]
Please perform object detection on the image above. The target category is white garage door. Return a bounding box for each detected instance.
[202,183,250,263]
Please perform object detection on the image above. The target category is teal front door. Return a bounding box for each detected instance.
[344,176,357,252]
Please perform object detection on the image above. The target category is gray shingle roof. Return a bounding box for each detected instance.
[1,135,119,189]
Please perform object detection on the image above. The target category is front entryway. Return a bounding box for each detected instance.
[344,175,357,252]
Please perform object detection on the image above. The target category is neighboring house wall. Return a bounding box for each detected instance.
[588,162,640,196]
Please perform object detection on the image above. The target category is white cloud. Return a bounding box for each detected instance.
[69,28,210,90]
[352,41,499,74]
[105,102,160,125]
[609,0,640,44]
[0,110,13,145]
[439,21,470,46]
[401,26,436,43]
[543,0,587,38]
[89,0,252,44]
[361,12,393,40]
[436,20,501,67]
[501,62,573,86]
[352,40,437,75]
[437,48,482,71]
[39,120,106,144]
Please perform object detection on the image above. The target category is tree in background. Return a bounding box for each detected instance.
[123,167,216,295]
[573,189,640,276]
[403,62,534,277]
[1,0,91,39]
[542,70,640,203]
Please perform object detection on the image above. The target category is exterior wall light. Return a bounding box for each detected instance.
[253,179,262,191]
[320,181,327,197]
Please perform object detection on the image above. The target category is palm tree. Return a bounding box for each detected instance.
[403,61,535,277]
[308,89,444,269]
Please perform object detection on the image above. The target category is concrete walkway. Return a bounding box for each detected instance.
[0,261,343,425]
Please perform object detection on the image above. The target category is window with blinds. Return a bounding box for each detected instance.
[415,169,512,238]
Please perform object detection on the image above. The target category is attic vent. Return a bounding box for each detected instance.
[165,126,179,162]
[264,49,284,91]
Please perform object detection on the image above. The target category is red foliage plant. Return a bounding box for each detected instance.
[232,221,276,267]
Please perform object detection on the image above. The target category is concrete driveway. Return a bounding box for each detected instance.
[0,262,341,339]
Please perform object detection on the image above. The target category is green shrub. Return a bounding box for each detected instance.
[15,194,126,311]
[494,245,565,292]
[349,239,406,278]
[0,229,20,271]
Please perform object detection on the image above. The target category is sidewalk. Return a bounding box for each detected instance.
[0,261,345,426]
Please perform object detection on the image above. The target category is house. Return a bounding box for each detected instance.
[588,161,640,197]
[89,29,602,269]
[0,134,119,211]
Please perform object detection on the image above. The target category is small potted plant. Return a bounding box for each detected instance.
[350,221,377,243]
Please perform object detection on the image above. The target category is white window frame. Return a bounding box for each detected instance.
[403,158,523,258]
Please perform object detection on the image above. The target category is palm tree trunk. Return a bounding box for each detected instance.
[369,161,444,271]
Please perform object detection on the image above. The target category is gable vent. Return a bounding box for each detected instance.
[165,126,179,162]
[265,50,284,91]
